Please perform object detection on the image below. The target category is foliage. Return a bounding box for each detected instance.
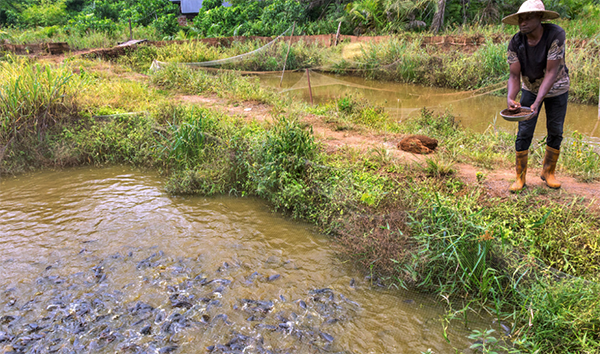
[69,111,161,165]
[0,57,84,168]
[2,0,600,43]
[190,0,306,37]
[468,329,500,354]
[560,131,600,182]
[2,47,600,353]
[66,12,119,34]
[150,63,283,106]
[19,0,68,27]
[245,116,317,213]
[517,278,600,353]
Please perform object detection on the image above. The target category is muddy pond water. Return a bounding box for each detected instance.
[0,167,487,353]
[260,72,600,144]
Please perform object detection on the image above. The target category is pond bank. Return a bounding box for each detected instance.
[2,52,600,353]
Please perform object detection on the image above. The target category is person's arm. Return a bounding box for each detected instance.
[507,60,521,110]
[529,59,560,114]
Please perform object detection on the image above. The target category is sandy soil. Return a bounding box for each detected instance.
[175,94,600,209]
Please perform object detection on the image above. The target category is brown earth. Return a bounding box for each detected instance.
[11,33,597,62]
[22,38,600,210]
[175,94,600,209]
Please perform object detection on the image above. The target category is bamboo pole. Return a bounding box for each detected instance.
[334,21,342,46]
[306,69,313,105]
[129,19,132,40]
[279,23,295,88]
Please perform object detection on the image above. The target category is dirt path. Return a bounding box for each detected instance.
[176,94,600,208]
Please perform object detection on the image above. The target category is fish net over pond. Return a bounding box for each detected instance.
[149,30,506,108]
[150,27,293,72]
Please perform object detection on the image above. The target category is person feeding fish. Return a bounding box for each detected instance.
[503,0,569,192]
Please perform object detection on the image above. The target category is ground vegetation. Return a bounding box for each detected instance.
[1,48,600,352]
[0,3,599,353]
[1,0,599,43]
[118,36,598,105]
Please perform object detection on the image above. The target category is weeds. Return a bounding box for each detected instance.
[560,131,600,182]
[3,45,600,354]
[0,57,79,144]
[150,63,283,106]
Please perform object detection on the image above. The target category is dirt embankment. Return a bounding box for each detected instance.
[7,32,597,61]
[4,33,509,59]
[176,94,600,209]
[10,36,598,208]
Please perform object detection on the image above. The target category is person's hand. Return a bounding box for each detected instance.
[507,98,521,112]
[530,101,540,115]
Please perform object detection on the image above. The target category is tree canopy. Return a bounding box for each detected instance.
[0,0,598,38]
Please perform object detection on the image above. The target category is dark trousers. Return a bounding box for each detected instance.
[516,90,568,152]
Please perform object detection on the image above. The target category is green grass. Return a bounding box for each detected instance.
[118,32,598,105]
[150,63,284,106]
[0,25,164,49]
[0,56,85,171]
[2,54,600,353]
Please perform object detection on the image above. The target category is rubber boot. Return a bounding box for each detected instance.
[540,146,561,189]
[509,150,528,193]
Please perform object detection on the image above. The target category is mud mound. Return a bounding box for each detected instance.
[398,135,438,154]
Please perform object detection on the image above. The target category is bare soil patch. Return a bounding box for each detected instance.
[176,94,600,209]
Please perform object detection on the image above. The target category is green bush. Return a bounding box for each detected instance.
[247,116,316,212]
[66,12,118,34]
[20,0,68,27]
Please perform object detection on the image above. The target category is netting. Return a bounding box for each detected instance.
[148,29,507,110]
[150,27,293,72]
[278,70,506,113]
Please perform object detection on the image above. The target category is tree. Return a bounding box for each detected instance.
[430,0,445,33]
[0,0,24,12]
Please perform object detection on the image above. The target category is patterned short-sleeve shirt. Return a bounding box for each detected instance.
[507,23,570,97]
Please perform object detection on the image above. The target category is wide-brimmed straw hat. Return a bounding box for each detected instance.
[501,0,559,25]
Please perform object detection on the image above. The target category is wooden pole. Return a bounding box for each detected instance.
[279,22,295,88]
[334,21,342,46]
[129,19,132,40]
[592,73,600,137]
[306,69,313,105]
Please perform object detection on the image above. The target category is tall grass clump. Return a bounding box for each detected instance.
[160,106,248,195]
[150,63,282,105]
[66,110,162,167]
[0,57,86,172]
[567,46,600,104]
[245,116,318,216]
[487,195,600,280]
[349,38,507,90]
[353,38,429,82]
[557,132,600,182]
[398,186,515,306]
[516,278,600,353]
[393,173,600,352]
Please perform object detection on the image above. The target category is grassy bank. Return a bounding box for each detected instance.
[0,25,164,50]
[116,30,599,105]
[3,17,598,104]
[2,55,600,353]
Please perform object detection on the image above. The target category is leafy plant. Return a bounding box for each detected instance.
[468,329,499,354]
[19,0,68,27]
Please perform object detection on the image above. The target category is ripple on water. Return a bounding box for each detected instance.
[0,166,482,353]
